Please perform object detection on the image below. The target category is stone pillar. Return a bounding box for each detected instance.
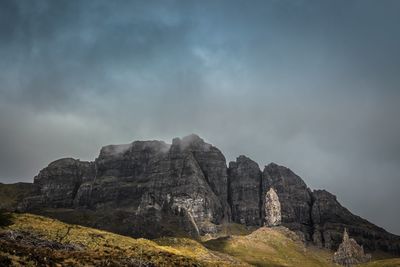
[264,187,281,226]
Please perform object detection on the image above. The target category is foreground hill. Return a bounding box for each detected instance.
[1,213,399,266]
[7,134,400,255]
[0,213,244,266]
[204,226,335,267]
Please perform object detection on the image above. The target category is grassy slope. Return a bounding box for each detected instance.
[204,226,400,267]
[204,226,336,267]
[1,213,399,266]
[1,213,244,266]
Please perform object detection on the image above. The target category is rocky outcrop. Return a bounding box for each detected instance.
[172,135,231,222]
[15,134,400,254]
[333,229,371,266]
[311,189,400,253]
[228,155,261,225]
[264,188,281,227]
[262,163,313,241]
[19,135,228,238]
[19,159,94,211]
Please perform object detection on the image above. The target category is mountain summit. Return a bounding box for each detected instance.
[16,134,400,255]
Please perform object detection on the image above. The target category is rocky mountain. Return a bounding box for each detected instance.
[14,134,400,255]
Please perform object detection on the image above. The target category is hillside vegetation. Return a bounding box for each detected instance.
[0,213,243,266]
[0,212,399,266]
[204,226,336,267]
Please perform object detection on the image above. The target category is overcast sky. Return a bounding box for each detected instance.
[1,0,399,234]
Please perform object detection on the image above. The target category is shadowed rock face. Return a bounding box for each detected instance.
[311,190,400,253]
[16,134,400,254]
[19,159,95,210]
[95,140,170,178]
[262,163,313,241]
[228,155,261,226]
[19,135,227,238]
[172,135,231,222]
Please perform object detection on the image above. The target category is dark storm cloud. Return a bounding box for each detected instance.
[1,0,400,234]
[0,0,199,110]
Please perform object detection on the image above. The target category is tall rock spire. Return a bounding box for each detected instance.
[264,187,281,227]
[343,228,349,242]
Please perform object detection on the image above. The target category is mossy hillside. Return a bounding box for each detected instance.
[204,227,400,267]
[2,213,237,266]
[155,237,249,266]
[2,213,399,266]
[204,226,336,267]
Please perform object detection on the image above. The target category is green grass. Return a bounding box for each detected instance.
[204,226,400,267]
[155,237,249,266]
[1,212,399,266]
[204,226,336,267]
[0,213,244,266]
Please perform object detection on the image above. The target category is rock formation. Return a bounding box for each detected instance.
[228,155,261,226]
[264,188,281,226]
[333,228,371,266]
[262,163,313,241]
[311,190,400,253]
[19,135,229,238]
[16,134,400,255]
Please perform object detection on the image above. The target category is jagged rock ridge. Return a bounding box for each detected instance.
[18,134,400,254]
[333,228,371,266]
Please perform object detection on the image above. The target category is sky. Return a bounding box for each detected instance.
[0,0,399,234]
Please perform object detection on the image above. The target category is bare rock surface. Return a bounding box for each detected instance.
[228,155,261,225]
[262,163,313,241]
[264,188,281,227]
[311,189,400,253]
[333,229,371,266]
[19,135,226,238]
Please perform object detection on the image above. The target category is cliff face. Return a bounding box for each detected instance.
[20,135,228,238]
[18,134,400,254]
[311,190,400,253]
[228,155,261,226]
[262,163,313,241]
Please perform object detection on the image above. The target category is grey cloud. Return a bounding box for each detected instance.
[0,0,399,235]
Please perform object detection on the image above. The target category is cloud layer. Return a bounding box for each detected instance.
[1,0,400,234]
